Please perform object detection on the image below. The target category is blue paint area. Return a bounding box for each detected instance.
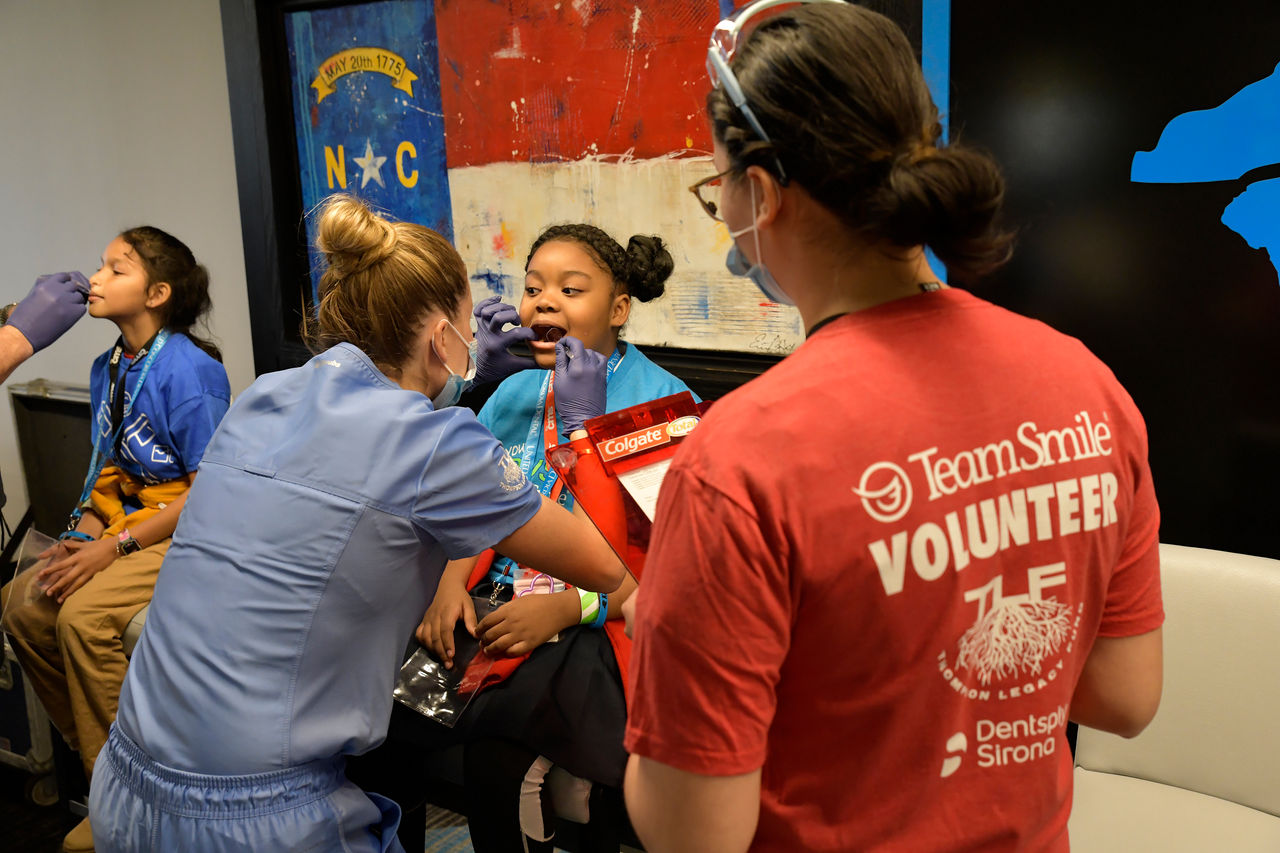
[921,0,950,144]
[471,270,521,303]
[1132,62,1280,183]
[285,0,453,302]
[690,286,711,320]
[921,0,950,280]
[718,0,735,21]
[1132,60,1280,282]
[1222,178,1280,277]
[924,248,946,281]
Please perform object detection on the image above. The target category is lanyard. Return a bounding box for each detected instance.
[68,329,170,528]
[108,330,161,453]
[517,346,624,501]
[490,346,624,597]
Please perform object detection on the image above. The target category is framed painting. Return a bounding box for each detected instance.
[220,0,927,397]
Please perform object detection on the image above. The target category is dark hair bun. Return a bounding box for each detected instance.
[706,3,1014,283]
[874,146,1013,280]
[624,235,674,302]
[526,224,673,302]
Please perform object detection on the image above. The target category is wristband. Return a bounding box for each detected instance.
[58,530,95,543]
[577,589,608,629]
[116,529,143,556]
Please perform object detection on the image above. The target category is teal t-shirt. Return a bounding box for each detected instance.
[477,342,696,582]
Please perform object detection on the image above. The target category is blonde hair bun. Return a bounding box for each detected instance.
[307,193,468,370]
[316,195,398,275]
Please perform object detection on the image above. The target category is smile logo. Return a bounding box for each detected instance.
[852,461,912,523]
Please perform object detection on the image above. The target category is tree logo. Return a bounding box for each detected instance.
[957,564,1073,686]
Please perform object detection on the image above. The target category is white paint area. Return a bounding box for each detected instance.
[447,155,803,354]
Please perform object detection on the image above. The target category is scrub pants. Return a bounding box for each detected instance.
[90,725,405,853]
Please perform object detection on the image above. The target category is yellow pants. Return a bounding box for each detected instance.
[1,540,169,780]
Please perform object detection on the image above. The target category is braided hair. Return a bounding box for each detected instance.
[525,224,673,302]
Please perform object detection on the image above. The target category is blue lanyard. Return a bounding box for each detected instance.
[68,329,170,529]
[517,346,624,496]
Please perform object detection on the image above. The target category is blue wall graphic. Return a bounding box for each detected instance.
[285,0,452,301]
[1132,61,1280,281]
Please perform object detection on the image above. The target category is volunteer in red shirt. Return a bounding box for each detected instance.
[623,2,1163,851]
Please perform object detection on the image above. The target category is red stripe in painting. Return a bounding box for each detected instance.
[435,0,717,167]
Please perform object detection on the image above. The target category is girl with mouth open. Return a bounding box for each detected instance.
[353,224,695,853]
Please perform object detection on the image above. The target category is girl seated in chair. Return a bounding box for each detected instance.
[361,224,695,853]
[1,226,230,853]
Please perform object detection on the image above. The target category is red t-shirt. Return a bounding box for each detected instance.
[625,289,1162,852]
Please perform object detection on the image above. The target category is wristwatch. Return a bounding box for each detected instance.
[116,529,143,556]
[0,302,17,324]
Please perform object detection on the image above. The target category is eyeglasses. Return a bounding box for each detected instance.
[688,168,735,222]
[706,0,845,184]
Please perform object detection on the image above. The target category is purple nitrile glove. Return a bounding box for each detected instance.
[7,272,90,352]
[554,336,607,435]
[473,296,537,385]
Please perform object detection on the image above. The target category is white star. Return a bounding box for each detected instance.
[353,140,386,189]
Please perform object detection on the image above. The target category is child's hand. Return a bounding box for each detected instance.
[473,296,537,385]
[36,541,71,563]
[417,581,477,669]
[554,337,607,435]
[36,538,117,603]
[476,591,579,657]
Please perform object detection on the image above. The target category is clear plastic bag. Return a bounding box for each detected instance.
[1,528,60,640]
[392,595,499,728]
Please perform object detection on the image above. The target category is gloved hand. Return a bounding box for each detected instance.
[7,272,90,352]
[554,336,607,435]
[473,296,537,385]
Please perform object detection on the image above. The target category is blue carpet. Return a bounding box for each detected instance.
[422,823,473,853]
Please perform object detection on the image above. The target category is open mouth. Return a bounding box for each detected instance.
[530,324,566,344]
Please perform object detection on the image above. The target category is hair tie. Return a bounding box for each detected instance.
[907,144,939,165]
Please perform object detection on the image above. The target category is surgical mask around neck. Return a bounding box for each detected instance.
[724,180,795,306]
[430,321,478,409]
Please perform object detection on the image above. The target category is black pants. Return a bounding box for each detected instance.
[349,729,631,853]
[352,626,631,851]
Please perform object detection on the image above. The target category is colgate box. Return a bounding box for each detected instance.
[547,391,704,580]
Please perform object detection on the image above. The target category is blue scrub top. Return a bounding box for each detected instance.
[115,343,542,774]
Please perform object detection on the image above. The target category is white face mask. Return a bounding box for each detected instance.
[429,320,477,409]
[724,179,795,306]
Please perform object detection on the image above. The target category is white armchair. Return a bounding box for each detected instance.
[1069,543,1280,850]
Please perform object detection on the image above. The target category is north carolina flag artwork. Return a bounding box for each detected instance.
[286,0,802,354]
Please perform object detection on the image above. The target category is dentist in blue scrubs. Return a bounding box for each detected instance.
[88,195,627,853]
